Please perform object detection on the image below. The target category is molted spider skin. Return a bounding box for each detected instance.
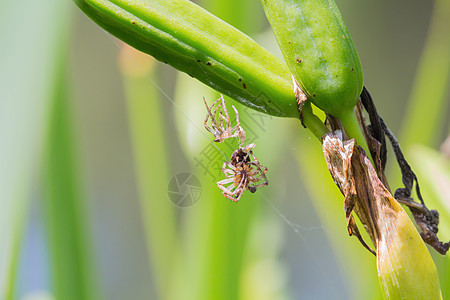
[204,96,246,145]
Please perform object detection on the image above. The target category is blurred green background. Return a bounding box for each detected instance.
[1,0,449,299]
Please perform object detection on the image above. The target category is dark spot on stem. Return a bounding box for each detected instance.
[351,68,354,71]
[268,100,272,103]
[238,78,242,82]
[196,59,201,63]
[313,94,316,97]
[206,62,212,66]
[243,83,247,89]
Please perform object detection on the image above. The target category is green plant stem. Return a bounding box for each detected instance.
[302,102,329,139]
[340,110,374,164]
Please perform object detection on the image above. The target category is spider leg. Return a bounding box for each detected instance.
[231,105,240,126]
[218,110,228,134]
[212,98,224,124]
[204,97,226,141]
[218,178,236,191]
[204,123,218,137]
[237,127,246,146]
[203,97,216,124]
[223,192,240,202]
[213,102,227,137]
[250,169,269,187]
[251,162,268,176]
[222,162,236,174]
[222,169,236,177]
[247,149,261,165]
[230,125,246,146]
[252,163,268,175]
[218,96,232,131]
[203,98,215,132]
[230,105,246,145]
[236,172,248,190]
[229,179,245,201]
[218,180,241,202]
[217,177,235,185]
[234,187,244,202]
[248,163,269,188]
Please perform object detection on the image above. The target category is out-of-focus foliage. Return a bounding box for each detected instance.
[1,0,448,299]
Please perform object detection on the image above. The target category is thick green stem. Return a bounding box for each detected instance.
[302,102,329,140]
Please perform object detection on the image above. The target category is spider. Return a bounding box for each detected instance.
[203,95,246,145]
[217,143,269,202]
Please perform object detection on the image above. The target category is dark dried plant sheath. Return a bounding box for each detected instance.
[322,131,433,254]
[359,87,448,254]
[321,131,375,254]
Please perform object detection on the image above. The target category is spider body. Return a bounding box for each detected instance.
[217,144,268,202]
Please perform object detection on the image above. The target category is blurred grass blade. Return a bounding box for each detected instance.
[43,51,98,300]
[3,190,27,300]
[118,44,178,298]
[0,0,72,298]
[408,144,450,299]
[170,74,216,300]
[408,145,450,238]
[399,0,450,148]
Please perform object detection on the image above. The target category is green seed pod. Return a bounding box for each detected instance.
[261,0,363,118]
[73,0,299,118]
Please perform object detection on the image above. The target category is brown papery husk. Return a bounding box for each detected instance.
[322,131,442,299]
